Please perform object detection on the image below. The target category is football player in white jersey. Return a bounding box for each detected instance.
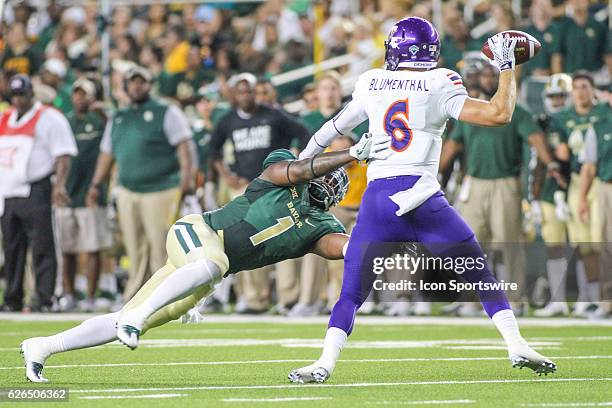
[289,17,556,384]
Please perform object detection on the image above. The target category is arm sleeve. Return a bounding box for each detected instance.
[42,109,77,158]
[100,121,113,153]
[163,104,193,145]
[299,99,367,159]
[580,126,598,164]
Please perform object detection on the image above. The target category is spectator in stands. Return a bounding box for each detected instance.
[56,78,111,312]
[159,40,214,106]
[0,74,76,312]
[552,0,611,75]
[300,71,367,137]
[139,45,164,79]
[522,0,559,78]
[301,83,318,114]
[439,61,563,316]
[579,107,612,319]
[162,25,190,75]
[210,72,308,313]
[87,66,194,304]
[440,6,471,73]
[38,58,71,113]
[254,78,280,108]
[0,22,40,75]
[252,0,304,53]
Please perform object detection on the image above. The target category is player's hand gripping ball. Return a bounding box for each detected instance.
[482,30,541,69]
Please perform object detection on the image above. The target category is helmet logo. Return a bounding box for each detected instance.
[409,45,419,56]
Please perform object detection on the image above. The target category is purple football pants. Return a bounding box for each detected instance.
[329,175,510,335]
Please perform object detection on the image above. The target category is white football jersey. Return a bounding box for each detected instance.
[332,68,468,181]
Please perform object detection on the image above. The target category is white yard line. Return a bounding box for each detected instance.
[0,337,568,351]
[1,355,610,371]
[69,378,612,394]
[520,403,612,407]
[80,393,188,400]
[223,397,332,403]
[1,313,610,326]
[372,400,475,405]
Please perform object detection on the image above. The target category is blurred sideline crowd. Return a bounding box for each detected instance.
[0,0,611,318]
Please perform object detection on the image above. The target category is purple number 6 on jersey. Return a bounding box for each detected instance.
[383,98,412,152]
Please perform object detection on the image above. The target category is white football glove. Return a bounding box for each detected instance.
[530,200,543,225]
[349,133,392,161]
[487,33,518,72]
[553,191,570,222]
[349,132,373,161]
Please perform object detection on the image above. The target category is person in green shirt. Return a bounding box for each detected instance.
[554,71,611,316]
[440,61,562,312]
[55,78,112,313]
[579,115,612,318]
[158,40,215,107]
[521,0,559,77]
[20,135,388,382]
[439,12,470,74]
[300,71,368,142]
[86,65,195,304]
[551,0,610,74]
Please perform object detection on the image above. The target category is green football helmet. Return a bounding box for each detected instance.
[308,168,349,211]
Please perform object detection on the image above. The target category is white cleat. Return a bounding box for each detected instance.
[288,363,330,384]
[116,324,141,350]
[534,302,569,317]
[509,344,556,376]
[20,338,50,383]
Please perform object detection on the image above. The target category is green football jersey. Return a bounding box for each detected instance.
[550,103,611,174]
[203,179,346,275]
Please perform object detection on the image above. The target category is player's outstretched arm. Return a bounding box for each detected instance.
[299,99,368,159]
[260,133,390,186]
[458,34,518,127]
[311,233,350,260]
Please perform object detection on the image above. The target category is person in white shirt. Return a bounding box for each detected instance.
[0,74,77,312]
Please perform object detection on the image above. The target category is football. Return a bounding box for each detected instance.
[481,30,541,65]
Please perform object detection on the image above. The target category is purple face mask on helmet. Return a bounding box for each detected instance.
[384,17,441,71]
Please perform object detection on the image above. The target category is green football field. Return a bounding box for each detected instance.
[0,316,611,407]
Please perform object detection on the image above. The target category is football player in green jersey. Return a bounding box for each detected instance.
[19,132,391,383]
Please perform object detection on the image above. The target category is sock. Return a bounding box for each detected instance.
[45,312,119,356]
[491,309,527,351]
[588,281,601,302]
[122,259,221,328]
[576,260,588,302]
[546,258,568,303]
[328,296,359,335]
[316,327,348,374]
